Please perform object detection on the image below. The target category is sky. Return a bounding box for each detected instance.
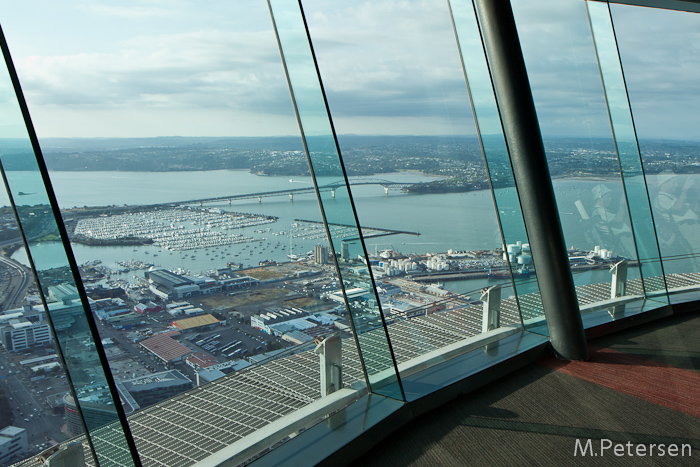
[0,0,697,140]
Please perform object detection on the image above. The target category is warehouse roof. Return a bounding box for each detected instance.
[172,314,220,330]
[140,333,191,363]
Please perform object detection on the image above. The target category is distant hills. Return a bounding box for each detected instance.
[0,135,696,177]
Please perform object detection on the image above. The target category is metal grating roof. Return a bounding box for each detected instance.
[16,275,700,467]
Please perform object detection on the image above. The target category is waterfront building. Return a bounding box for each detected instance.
[280,329,315,345]
[314,244,328,264]
[90,297,129,314]
[182,307,204,317]
[327,287,370,304]
[145,269,199,299]
[341,242,350,260]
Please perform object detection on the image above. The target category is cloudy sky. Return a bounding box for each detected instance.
[0,0,697,140]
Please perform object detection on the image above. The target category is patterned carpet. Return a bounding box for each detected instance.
[352,311,700,466]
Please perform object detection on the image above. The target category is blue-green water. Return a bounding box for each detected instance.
[6,170,699,296]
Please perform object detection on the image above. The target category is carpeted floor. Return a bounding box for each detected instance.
[351,312,700,466]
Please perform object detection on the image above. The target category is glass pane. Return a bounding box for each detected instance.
[0,162,99,465]
[299,0,533,399]
[2,0,384,464]
[0,36,137,467]
[449,0,545,333]
[587,1,668,305]
[511,0,657,323]
[268,0,404,400]
[610,3,700,304]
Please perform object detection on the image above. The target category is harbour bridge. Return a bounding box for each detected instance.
[170,178,416,206]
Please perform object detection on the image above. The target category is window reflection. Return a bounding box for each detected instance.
[302,0,535,388]
[511,0,658,317]
[611,4,700,293]
[2,0,368,465]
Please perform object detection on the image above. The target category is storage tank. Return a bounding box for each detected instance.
[517,254,532,265]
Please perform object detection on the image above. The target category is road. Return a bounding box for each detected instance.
[0,357,68,454]
[0,254,32,310]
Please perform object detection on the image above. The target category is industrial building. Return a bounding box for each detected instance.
[326,287,371,304]
[185,352,218,370]
[171,314,220,331]
[139,332,192,364]
[104,312,144,330]
[146,268,258,299]
[133,301,162,314]
[250,308,308,335]
[219,275,260,290]
[121,370,193,408]
[145,269,200,299]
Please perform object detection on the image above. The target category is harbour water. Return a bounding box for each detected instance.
[6,169,699,296]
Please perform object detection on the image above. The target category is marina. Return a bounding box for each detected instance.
[8,170,696,294]
[72,207,277,250]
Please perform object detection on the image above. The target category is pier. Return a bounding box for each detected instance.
[293,219,420,240]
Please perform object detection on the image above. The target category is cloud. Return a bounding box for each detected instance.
[13,26,296,136]
[77,4,178,20]
[4,0,296,137]
[17,29,285,108]
[509,0,615,138]
[300,0,476,134]
[512,0,700,140]
[610,4,700,140]
[4,0,698,139]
